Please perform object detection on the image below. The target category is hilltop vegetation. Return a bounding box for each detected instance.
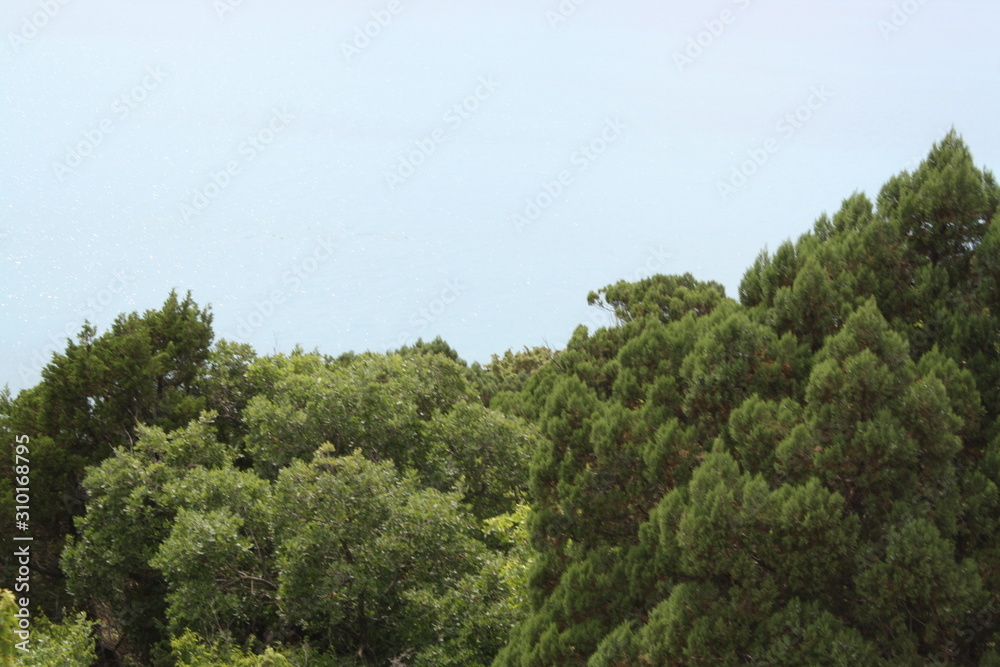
[3,130,1000,665]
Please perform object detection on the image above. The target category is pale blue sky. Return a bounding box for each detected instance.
[3,0,999,392]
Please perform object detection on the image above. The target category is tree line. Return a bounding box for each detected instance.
[3,130,1000,665]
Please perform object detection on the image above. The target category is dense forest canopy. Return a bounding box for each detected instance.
[3,130,1000,665]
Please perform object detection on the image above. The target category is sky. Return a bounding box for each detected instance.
[2,0,999,393]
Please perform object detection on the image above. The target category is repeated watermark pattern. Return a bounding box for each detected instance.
[546,0,589,29]
[717,85,834,201]
[234,234,336,340]
[394,280,468,348]
[16,270,134,386]
[929,593,1000,664]
[384,76,500,189]
[341,1,405,63]
[7,0,74,55]
[672,0,752,72]
[512,117,627,233]
[53,66,167,182]
[878,0,931,40]
[176,107,295,223]
[213,0,246,21]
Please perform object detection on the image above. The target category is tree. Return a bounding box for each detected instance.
[272,448,486,662]
[150,468,278,645]
[10,131,1000,665]
[14,612,97,667]
[1,291,214,623]
[61,414,233,663]
[587,273,727,325]
[879,129,999,275]
[241,350,531,517]
[498,132,1000,664]
[389,504,532,667]
[592,451,867,664]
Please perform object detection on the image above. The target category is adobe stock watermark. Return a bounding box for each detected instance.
[394,280,467,348]
[511,117,626,233]
[8,0,73,55]
[546,0,588,29]
[384,76,500,189]
[341,0,404,63]
[213,0,246,21]
[673,0,752,72]
[878,0,930,40]
[717,85,834,202]
[52,66,167,182]
[929,593,1000,664]
[176,107,295,223]
[11,434,32,653]
[234,234,336,340]
[16,270,134,385]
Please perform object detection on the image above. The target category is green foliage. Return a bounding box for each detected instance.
[603,451,863,663]
[498,131,1000,665]
[405,504,533,667]
[242,350,473,476]
[679,307,801,438]
[879,129,999,275]
[61,413,234,663]
[12,130,1000,665]
[37,289,213,455]
[421,401,536,519]
[394,335,465,364]
[1,590,15,667]
[272,449,486,662]
[475,346,555,407]
[150,496,275,641]
[587,273,727,325]
[56,331,538,665]
[1,291,215,625]
[198,339,258,444]
[242,349,530,518]
[169,630,336,667]
[15,612,97,667]
[63,409,524,665]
